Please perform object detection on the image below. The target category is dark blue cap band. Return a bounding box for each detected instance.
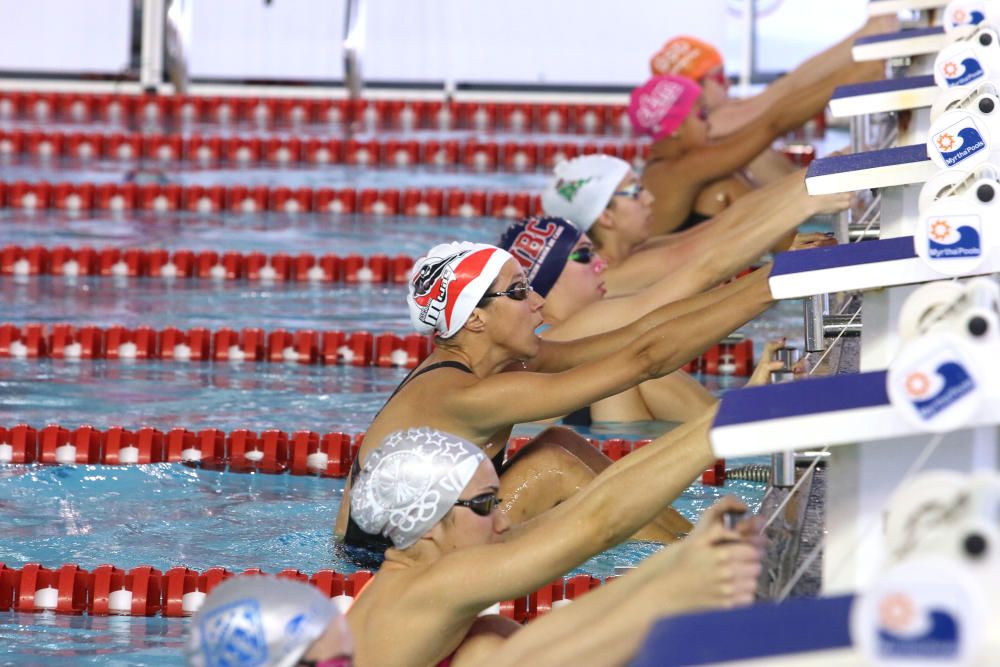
[498,217,583,297]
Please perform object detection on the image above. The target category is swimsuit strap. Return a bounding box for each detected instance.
[352,360,475,482]
[384,360,473,405]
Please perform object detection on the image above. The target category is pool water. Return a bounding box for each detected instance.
[0,119,826,666]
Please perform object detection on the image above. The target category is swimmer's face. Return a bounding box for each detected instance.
[543,235,607,318]
[477,258,545,359]
[678,108,710,148]
[441,460,509,550]
[606,172,654,245]
[301,614,355,665]
[700,66,729,111]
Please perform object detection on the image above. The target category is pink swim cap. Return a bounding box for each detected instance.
[628,75,702,142]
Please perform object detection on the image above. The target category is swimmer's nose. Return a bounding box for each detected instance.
[529,289,545,310]
[641,186,654,206]
[493,507,511,535]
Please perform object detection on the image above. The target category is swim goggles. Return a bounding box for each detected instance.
[297,657,353,667]
[612,183,643,200]
[568,246,595,264]
[454,492,503,516]
[480,281,533,301]
[702,68,728,87]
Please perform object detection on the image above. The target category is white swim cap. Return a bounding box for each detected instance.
[350,427,488,549]
[407,242,514,339]
[541,155,632,231]
[185,576,346,667]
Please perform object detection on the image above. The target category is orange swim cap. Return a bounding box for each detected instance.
[650,36,724,82]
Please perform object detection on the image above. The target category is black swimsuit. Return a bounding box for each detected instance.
[676,210,713,233]
[342,360,505,552]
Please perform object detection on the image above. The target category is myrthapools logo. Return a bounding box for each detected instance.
[876,592,960,659]
[926,215,982,260]
[940,51,986,86]
[932,117,987,167]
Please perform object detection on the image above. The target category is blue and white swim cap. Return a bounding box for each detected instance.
[498,216,583,297]
[185,576,349,667]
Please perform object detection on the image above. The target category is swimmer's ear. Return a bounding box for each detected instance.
[593,207,616,231]
[464,308,488,333]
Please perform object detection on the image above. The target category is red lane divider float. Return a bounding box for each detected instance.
[0,91,634,136]
[0,244,415,284]
[0,425,664,477]
[0,323,433,367]
[0,128,649,170]
[0,181,543,218]
[0,323,753,377]
[0,562,610,620]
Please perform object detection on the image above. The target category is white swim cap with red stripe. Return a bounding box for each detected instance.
[408,242,513,339]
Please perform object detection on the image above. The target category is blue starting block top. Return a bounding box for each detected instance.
[715,372,890,428]
[805,144,933,194]
[869,0,949,15]
[853,26,950,61]
[710,371,903,456]
[855,26,943,46]
[829,75,937,117]
[630,595,855,667]
[768,236,1000,298]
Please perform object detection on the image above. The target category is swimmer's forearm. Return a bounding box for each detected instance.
[683,175,814,286]
[485,548,684,667]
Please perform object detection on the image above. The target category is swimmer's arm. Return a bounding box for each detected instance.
[480,549,685,667]
[539,261,770,345]
[487,498,762,667]
[603,173,817,297]
[679,75,846,188]
[416,414,716,613]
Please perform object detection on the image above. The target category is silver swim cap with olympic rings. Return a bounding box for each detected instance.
[350,427,488,549]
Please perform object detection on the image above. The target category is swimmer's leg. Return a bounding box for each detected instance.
[499,427,692,543]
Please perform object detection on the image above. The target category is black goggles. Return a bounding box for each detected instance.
[454,492,503,517]
[480,281,532,301]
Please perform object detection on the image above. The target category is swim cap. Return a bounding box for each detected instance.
[650,36,725,82]
[350,427,488,549]
[407,242,514,339]
[628,76,702,142]
[541,155,633,231]
[498,217,583,297]
[185,576,347,667]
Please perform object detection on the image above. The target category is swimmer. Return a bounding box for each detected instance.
[346,427,764,667]
[630,64,882,235]
[335,240,777,550]
[499,216,795,424]
[185,576,354,667]
[541,154,845,297]
[652,14,899,153]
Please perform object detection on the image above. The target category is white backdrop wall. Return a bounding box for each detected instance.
[0,0,870,86]
[0,0,133,73]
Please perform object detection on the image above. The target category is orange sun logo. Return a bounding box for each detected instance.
[954,9,968,23]
[879,593,917,633]
[930,219,952,241]
[905,372,931,398]
[943,61,960,78]
[936,132,957,151]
